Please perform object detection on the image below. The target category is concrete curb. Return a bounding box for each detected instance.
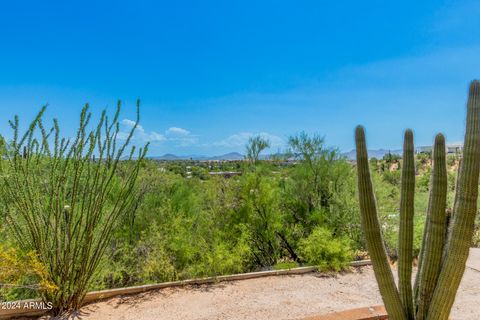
[0,260,371,319]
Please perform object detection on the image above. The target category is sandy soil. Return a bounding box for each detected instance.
[73,265,480,320]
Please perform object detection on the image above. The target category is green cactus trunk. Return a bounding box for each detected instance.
[355,80,480,320]
[413,214,428,303]
[426,81,480,319]
[415,134,447,320]
[398,129,415,320]
[355,126,407,320]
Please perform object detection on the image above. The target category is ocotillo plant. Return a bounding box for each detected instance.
[0,102,148,316]
[355,80,480,320]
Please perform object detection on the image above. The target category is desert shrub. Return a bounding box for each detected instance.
[447,171,457,192]
[298,226,353,272]
[139,230,177,283]
[187,228,252,277]
[238,171,282,267]
[382,170,401,186]
[370,169,426,259]
[416,152,431,166]
[96,241,176,290]
[446,154,458,167]
[279,132,361,261]
[1,104,146,315]
[416,168,432,192]
[273,261,299,270]
[0,244,56,301]
[369,157,379,172]
[107,170,254,283]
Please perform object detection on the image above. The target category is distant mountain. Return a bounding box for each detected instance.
[149,152,244,161]
[149,150,403,161]
[210,152,244,161]
[342,149,402,161]
[151,153,182,160]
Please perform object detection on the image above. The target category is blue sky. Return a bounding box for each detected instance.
[0,0,479,155]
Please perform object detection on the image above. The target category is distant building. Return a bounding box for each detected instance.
[416,144,463,155]
[446,144,463,154]
[416,146,432,154]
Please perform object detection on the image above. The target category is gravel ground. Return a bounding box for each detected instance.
[74,265,480,320]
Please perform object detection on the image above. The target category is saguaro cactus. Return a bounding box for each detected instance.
[415,134,447,320]
[355,80,480,320]
[356,127,407,320]
[398,129,415,319]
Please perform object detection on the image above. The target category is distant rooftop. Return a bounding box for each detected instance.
[416,144,463,154]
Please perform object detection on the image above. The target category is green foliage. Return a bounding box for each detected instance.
[0,103,147,315]
[281,132,362,257]
[383,152,401,163]
[96,225,176,289]
[246,135,270,164]
[273,261,299,270]
[416,167,431,192]
[369,157,379,172]
[446,155,455,166]
[416,152,431,166]
[0,244,56,301]
[238,170,282,267]
[298,227,353,272]
[105,169,254,285]
[95,131,363,290]
[1,96,476,320]
[382,170,401,186]
[370,165,431,260]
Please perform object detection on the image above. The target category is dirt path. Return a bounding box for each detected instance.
[75,265,480,320]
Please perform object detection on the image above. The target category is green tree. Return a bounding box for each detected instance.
[279,132,361,260]
[238,171,282,266]
[245,135,270,165]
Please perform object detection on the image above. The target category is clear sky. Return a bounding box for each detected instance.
[0,0,479,155]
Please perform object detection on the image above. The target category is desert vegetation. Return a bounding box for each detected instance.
[0,92,477,318]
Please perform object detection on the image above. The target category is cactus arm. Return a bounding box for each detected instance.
[414,134,448,320]
[355,126,407,320]
[398,129,415,320]
[427,81,480,319]
[413,209,429,302]
[413,215,428,301]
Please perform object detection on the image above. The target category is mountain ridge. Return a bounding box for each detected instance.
[147,149,402,161]
[149,152,244,161]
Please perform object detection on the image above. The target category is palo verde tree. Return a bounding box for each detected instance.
[286,133,357,235]
[287,132,340,212]
[245,135,270,165]
[355,80,480,320]
[0,102,147,315]
[242,135,281,266]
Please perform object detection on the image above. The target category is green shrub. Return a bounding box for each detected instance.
[140,242,176,283]
[383,170,401,186]
[1,104,146,315]
[0,244,56,301]
[299,227,353,272]
[273,261,299,270]
[416,169,431,192]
